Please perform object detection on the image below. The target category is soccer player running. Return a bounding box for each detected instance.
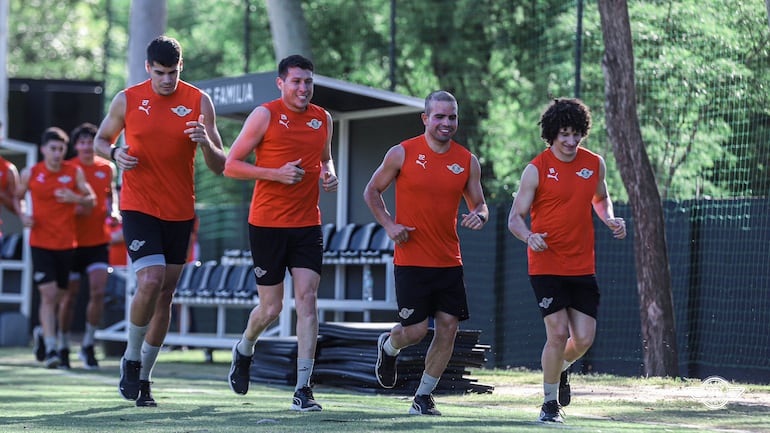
[56,122,119,369]
[364,90,488,416]
[507,98,626,423]
[15,127,95,369]
[94,35,225,407]
[224,54,338,412]
[0,121,21,242]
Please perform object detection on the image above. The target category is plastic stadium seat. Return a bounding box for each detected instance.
[176,261,216,298]
[197,264,231,298]
[340,222,377,260]
[322,223,335,251]
[216,263,251,298]
[0,233,23,260]
[234,266,258,299]
[322,223,356,260]
[361,225,394,260]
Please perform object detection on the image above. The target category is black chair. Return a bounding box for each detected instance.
[322,223,335,251]
[216,264,251,298]
[0,233,23,260]
[176,261,216,298]
[234,266,258,299]
[197,264,231,298]
[362,225,394,260]
[340,222,377,260]
[322,223,356,260]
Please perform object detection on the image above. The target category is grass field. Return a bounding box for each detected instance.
[1,345,768,433]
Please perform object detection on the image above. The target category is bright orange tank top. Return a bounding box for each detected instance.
[121,80,201,221]
[28,161,79,250]
[74,156,112,247]
[394,135,471,267]
[0,157,12,232]
[248,99,329,228]
[528,147,600,276]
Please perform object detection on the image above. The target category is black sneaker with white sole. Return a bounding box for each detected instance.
[119,357,142,400]
[291,386,322,411]
[228,343,253,395]
[539,400,564,423]
[58,348,71,369]
[32,326,45,362]
[44,351,61,369]
[409,394,442,416]
[558,369,571,407]
[375,332,398,388]
[136,380,157,407]
[79,346,100,370]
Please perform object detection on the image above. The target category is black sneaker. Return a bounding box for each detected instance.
[558,369,571,407]
[375,332,398,388]
[136,380,157,407]
[228,343,252,395]
[409,394,441,416]
[539,400,564,423]
[119,357,142,401]
[32,326,45,362]
[79,346,99,370]
[44,351,61,369]
[290,386,322,412]
[58,348,71,369]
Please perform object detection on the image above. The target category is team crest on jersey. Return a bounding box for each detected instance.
[446,163,465,175]
[57,175,73,184]
[171,105,192,117]
[95,171,108,179]
[576,168,594,179]
[306,118,323,130]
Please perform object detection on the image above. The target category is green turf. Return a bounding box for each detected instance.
[1,346,768,432]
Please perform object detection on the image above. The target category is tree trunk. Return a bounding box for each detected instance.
[265,0,313,63]
[597,0,679,377]
[127,0,167,86]
[766,0,770,30]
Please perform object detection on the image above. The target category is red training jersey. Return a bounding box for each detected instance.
[394,135,471,267]
[74,157,113,247]
[0,156,13,232]
[248,99,329,228]
[28,161,80,250]
[121,79,202,221]
[528,146,601,276]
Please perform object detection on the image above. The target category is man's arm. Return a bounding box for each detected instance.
[459,154,488,230]
[508,164,544,248]
[363,145,414,244]
[14,168,32,227]
[0,162,20,214]
[591,156,626,239]
[190,93,226,175]
[223,106,304,184]
[95,92,127,159]
[320,111,338,192]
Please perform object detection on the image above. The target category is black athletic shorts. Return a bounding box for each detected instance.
[393,265,469,326]
[248,224,323,286]
[31,247,75,289]
[70,244,109,277]
[529,274,600,318]
[122,210,195,271]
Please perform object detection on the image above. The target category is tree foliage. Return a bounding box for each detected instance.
[7,0,770,205]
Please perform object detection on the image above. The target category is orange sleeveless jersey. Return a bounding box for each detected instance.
[74,157,112,247]
[121,80,201,221]
[394,135,471,267]
[248,99,329,228]
[528,147,601,276]
[28,161,79,250]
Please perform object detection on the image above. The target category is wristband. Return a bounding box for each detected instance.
[110,147,119,161]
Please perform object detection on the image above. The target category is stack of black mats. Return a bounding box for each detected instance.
[249,322,494,395]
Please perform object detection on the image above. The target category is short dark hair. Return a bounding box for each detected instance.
[424,90,457,115]
[538,98,592,146]
[40,126,68,147]
[70,122,97,144]
[147,35,182,67]
[278,54,314,79]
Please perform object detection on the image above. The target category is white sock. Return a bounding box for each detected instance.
[124,323,148,361]
[295,358,314,391]
[544,382,559,403]
[383,337,400,357]
[57,331,70,350]
[562,360,575,372]
[139,341,161,381]
[415,372,439,396]
[238,335,257,356]
[82,323,97,348]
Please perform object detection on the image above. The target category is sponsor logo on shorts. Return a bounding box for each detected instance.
[254,267,267,278]
[33,272,45,282]
[128,240,145,252]
[398,308,414,320]
[539,297,553,309]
